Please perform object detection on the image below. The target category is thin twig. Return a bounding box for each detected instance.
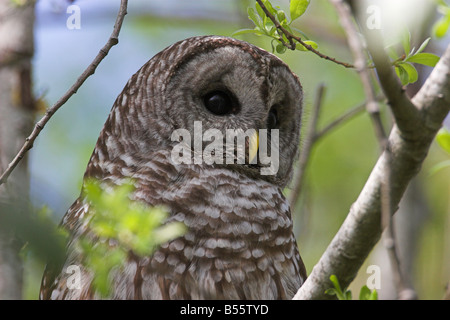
[290,92,382,209]
[312,95,384,143]
[289,84,326,209]
[0,0,129,186]
[330,0,416,300]
[329,0,385,140]
[255,0,354,68]
[380,145,417,300]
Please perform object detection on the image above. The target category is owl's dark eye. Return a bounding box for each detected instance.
[203,90,236,115]
[267,107,279,129]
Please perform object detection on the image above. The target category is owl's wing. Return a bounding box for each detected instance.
[39,198,95,300]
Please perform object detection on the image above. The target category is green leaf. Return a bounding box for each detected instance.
[281,21,293,34]
[325,288,338,296]
[79,180,187,297]
[357,285,378,300]
[433,15,450,38]
[402,30,411,56]
[290,0,310,21]
[329,274,342,293]
[248,7,262,28]
[416,37,431,55]
[232,28,263,37]
[264,19,276,36]
[344,290,352,300]
[296,43,307,51]
[359,285,371,300]
[304,40,318,50]
[262,0,277,16]
[327,274,361,300]
[256,0,277,17]
[395,65,409,85]
[276,43,287,54]
[270,39,276,53]
[295,40,318,51]
[255,1,265,20]
[407,52,440,67]
[268,26,277,36]
[437,128,450,153]
[400,62,418,84]
[277,9,287,23]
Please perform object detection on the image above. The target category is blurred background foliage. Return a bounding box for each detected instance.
[25,0,450,299]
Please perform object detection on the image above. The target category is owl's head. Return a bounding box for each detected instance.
[91,36,303,188]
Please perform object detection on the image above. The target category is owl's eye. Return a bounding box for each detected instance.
[203,90,236,115]
[267,107,278,129]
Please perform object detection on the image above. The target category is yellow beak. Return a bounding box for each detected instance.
[248,130,259,164]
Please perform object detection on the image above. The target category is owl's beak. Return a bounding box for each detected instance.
[248,130,259,164]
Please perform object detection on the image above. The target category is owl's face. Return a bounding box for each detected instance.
[97,36,303,187]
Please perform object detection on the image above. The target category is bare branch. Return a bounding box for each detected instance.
[0,0,129,186]
[329,0,386,142]
[255,0,355,68]
[313,96,383,143]
[289,84,326,208]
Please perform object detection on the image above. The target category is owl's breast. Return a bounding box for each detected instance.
[132,154,305,299]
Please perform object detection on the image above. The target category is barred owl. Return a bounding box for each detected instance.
[40,35,306,300]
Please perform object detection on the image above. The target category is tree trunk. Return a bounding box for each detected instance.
[0,0,36,300]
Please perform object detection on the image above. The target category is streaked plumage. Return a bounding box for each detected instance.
[40,36,306,300]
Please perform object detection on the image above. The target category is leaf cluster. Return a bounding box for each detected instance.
[78,180,186,297]
[325,275,378,300]
[235,1,442,87]
[389,33,440,86]
[233,0,317,54]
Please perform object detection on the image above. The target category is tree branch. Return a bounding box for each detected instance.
[365,32,421,137]
[412,46,450,128]
[329,0,387,141]
[329,0,416,300]
[255,0,355,68]
[293,42,450,300]
[313,96,383,143]
[0,0,129,186]
[289,84,326,208]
